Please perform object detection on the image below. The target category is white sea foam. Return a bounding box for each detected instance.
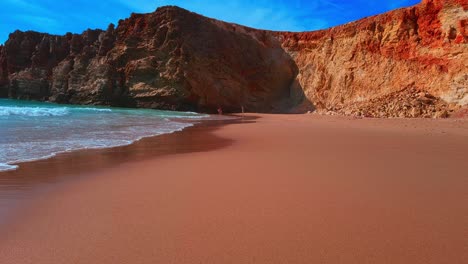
[0,99,206,172]
[0,105,115,117]
[0,122,193,172]
[0,106,70,117]
[73,107,113,112]
[0,163,18,172]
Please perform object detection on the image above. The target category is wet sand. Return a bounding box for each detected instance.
[0,114,467,263]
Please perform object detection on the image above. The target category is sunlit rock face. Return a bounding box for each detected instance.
[0,0,466,117]
[275,0,467,117]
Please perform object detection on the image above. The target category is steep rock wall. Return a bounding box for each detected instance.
[0,7,302,113]
[275,0,467,117]
[0,0,466,117]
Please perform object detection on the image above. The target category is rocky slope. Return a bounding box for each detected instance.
[0,0,467,116]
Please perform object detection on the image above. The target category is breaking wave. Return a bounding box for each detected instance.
[0,99,210,172]
[0,105,112,117]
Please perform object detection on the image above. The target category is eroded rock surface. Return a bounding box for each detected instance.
[275,0,467,117]
[0,7,301,113]
[0,0,466,117]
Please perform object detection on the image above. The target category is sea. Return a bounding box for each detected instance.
[0,99,209,172]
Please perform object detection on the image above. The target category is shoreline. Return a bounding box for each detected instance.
[0,114,467,263]
[0,116,243,225]
[0,97,218,174]
[0,117,224,173]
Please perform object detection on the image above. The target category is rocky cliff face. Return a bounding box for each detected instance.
[0,8,301,113]
[276,0,468,117]
[0,0,467,117]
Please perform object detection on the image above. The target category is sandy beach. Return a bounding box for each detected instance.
[0,114,467,264]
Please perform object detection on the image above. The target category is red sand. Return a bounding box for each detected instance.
[0,114,467,264]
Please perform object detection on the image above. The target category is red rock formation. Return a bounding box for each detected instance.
[0,8,302,113]
[0,0,466,117]
[275,0,467,117]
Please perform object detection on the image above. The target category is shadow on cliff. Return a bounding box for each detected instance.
[275,78,316,114]
[0,7,317,115]
[271,55,316,114]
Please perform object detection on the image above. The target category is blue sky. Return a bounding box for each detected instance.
[1,0,420,44]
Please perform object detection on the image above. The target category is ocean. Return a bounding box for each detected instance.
[0,99,208,172]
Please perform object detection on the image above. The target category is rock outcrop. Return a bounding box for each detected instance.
[275,0,468,117]
[0,8,302,113]
[0,0,467,117]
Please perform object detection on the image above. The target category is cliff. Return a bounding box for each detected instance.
[0,0,467,116]
[276,0,468,117]
[0,8,301,113]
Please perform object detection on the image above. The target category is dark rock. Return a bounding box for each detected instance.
[0,7,305,113]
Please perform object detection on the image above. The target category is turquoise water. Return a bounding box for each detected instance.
[0,99,208,171]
